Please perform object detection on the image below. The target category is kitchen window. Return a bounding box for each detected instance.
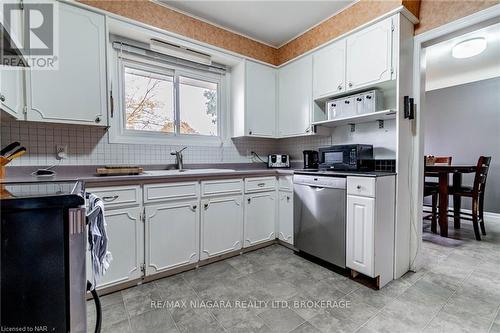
[109,48,226,145]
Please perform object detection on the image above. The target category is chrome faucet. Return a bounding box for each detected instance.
[170,147,187,171]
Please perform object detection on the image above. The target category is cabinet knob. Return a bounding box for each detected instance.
[357,185,361,190]
[248,130,252,135]
[337,85,342,91]
[192,205,197,210]
[287,196,290,201]
[348,82,353,88]
[95,116,102,123]
[0,94,5,102]
[204,203,209,209]
[247,198,251,204]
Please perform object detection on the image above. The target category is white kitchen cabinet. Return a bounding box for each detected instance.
[346,17,394,91]
[278,55,313,137]
[1,69,24,119]
[26,2,107,126]
[200,196,243,259]
[0,0,24,119]
[346,176,395,288]
[346,195,374,276]
[244,192,276,247]
[313,40,346,99]
[90,206,143,289]
[278,191,293,245]
[245,61,276,137]
[145,200,199,274]
[232,60,276,138]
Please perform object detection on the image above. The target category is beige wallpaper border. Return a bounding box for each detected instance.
[80,0,499,66]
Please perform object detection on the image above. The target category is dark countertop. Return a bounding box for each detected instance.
[3,164,395,186]
[3,164,294,185]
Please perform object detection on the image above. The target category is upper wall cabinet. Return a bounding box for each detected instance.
[1,69,25,119]
[1,0,25,119]
[312,17,395,100]
[346,17,394,91]
[313,40,346,99]
[232,60,276,138]
[26,2,107,126]
[278,55,313,137]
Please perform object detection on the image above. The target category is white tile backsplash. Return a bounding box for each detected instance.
[1,117,396,167]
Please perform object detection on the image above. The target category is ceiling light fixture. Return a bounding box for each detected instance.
[452,37,487,59]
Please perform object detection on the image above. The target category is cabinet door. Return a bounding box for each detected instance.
[200,196,243,259]
[278,192,293,245]
[313,40,346,99]
[1,0,24,119]
[1,69,24,119]
[278,56,312,137]
[145,201,199,274]
[346,195,375,276]
[27,2,107,126]
[87,206,143,289]
[246,61,276,137]
[346,17,393,91]
[244,192,276,247]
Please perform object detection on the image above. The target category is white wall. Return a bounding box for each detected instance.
[424,77,500,213]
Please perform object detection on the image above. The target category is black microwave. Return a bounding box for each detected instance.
[319,144,374,171]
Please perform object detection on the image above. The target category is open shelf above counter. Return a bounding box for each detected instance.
[312,109,397,128]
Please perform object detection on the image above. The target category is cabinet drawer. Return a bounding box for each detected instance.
[245,177,276,193]
[347,177,375,197]
[86,186,141,208]
[278,175,293,191]
[201,179,243,197]
[144,182,199,203]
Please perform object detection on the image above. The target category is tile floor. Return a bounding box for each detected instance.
[88,219,500,333]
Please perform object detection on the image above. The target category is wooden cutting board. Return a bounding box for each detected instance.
[96,166,144,176]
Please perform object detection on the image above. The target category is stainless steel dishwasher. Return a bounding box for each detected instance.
[293,174,346,268]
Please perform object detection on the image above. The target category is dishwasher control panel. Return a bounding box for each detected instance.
[293,174,346,189]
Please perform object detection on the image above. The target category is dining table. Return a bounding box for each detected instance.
[425,164,477,237]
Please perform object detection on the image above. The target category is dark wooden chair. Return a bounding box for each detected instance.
[423,156,452,233]
[447,156,492,240]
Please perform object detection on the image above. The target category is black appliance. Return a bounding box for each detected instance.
[303,150,319,169]
[0,181,100,332]
[319,144,374,171]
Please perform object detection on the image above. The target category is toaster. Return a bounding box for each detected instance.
[268,154,290,168]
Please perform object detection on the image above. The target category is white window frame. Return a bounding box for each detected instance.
[108,51,228,146]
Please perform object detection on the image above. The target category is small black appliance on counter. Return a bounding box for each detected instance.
[319,144,374,171]
[303,150,319,169]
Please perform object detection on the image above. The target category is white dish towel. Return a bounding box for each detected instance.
[87,193,113,289]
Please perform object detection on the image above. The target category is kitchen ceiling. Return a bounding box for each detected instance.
[425,22,500,91]
[156,0,357,48]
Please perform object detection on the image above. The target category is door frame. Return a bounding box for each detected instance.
[410,4,500,271]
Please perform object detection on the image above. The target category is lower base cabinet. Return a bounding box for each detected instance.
[346,176,395,288]
[145,200,199,275]
[278,191,294,245]
[346,195,375,276]
[87,206,143,289]
[200,196,243,259]
[244,192,276,247]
